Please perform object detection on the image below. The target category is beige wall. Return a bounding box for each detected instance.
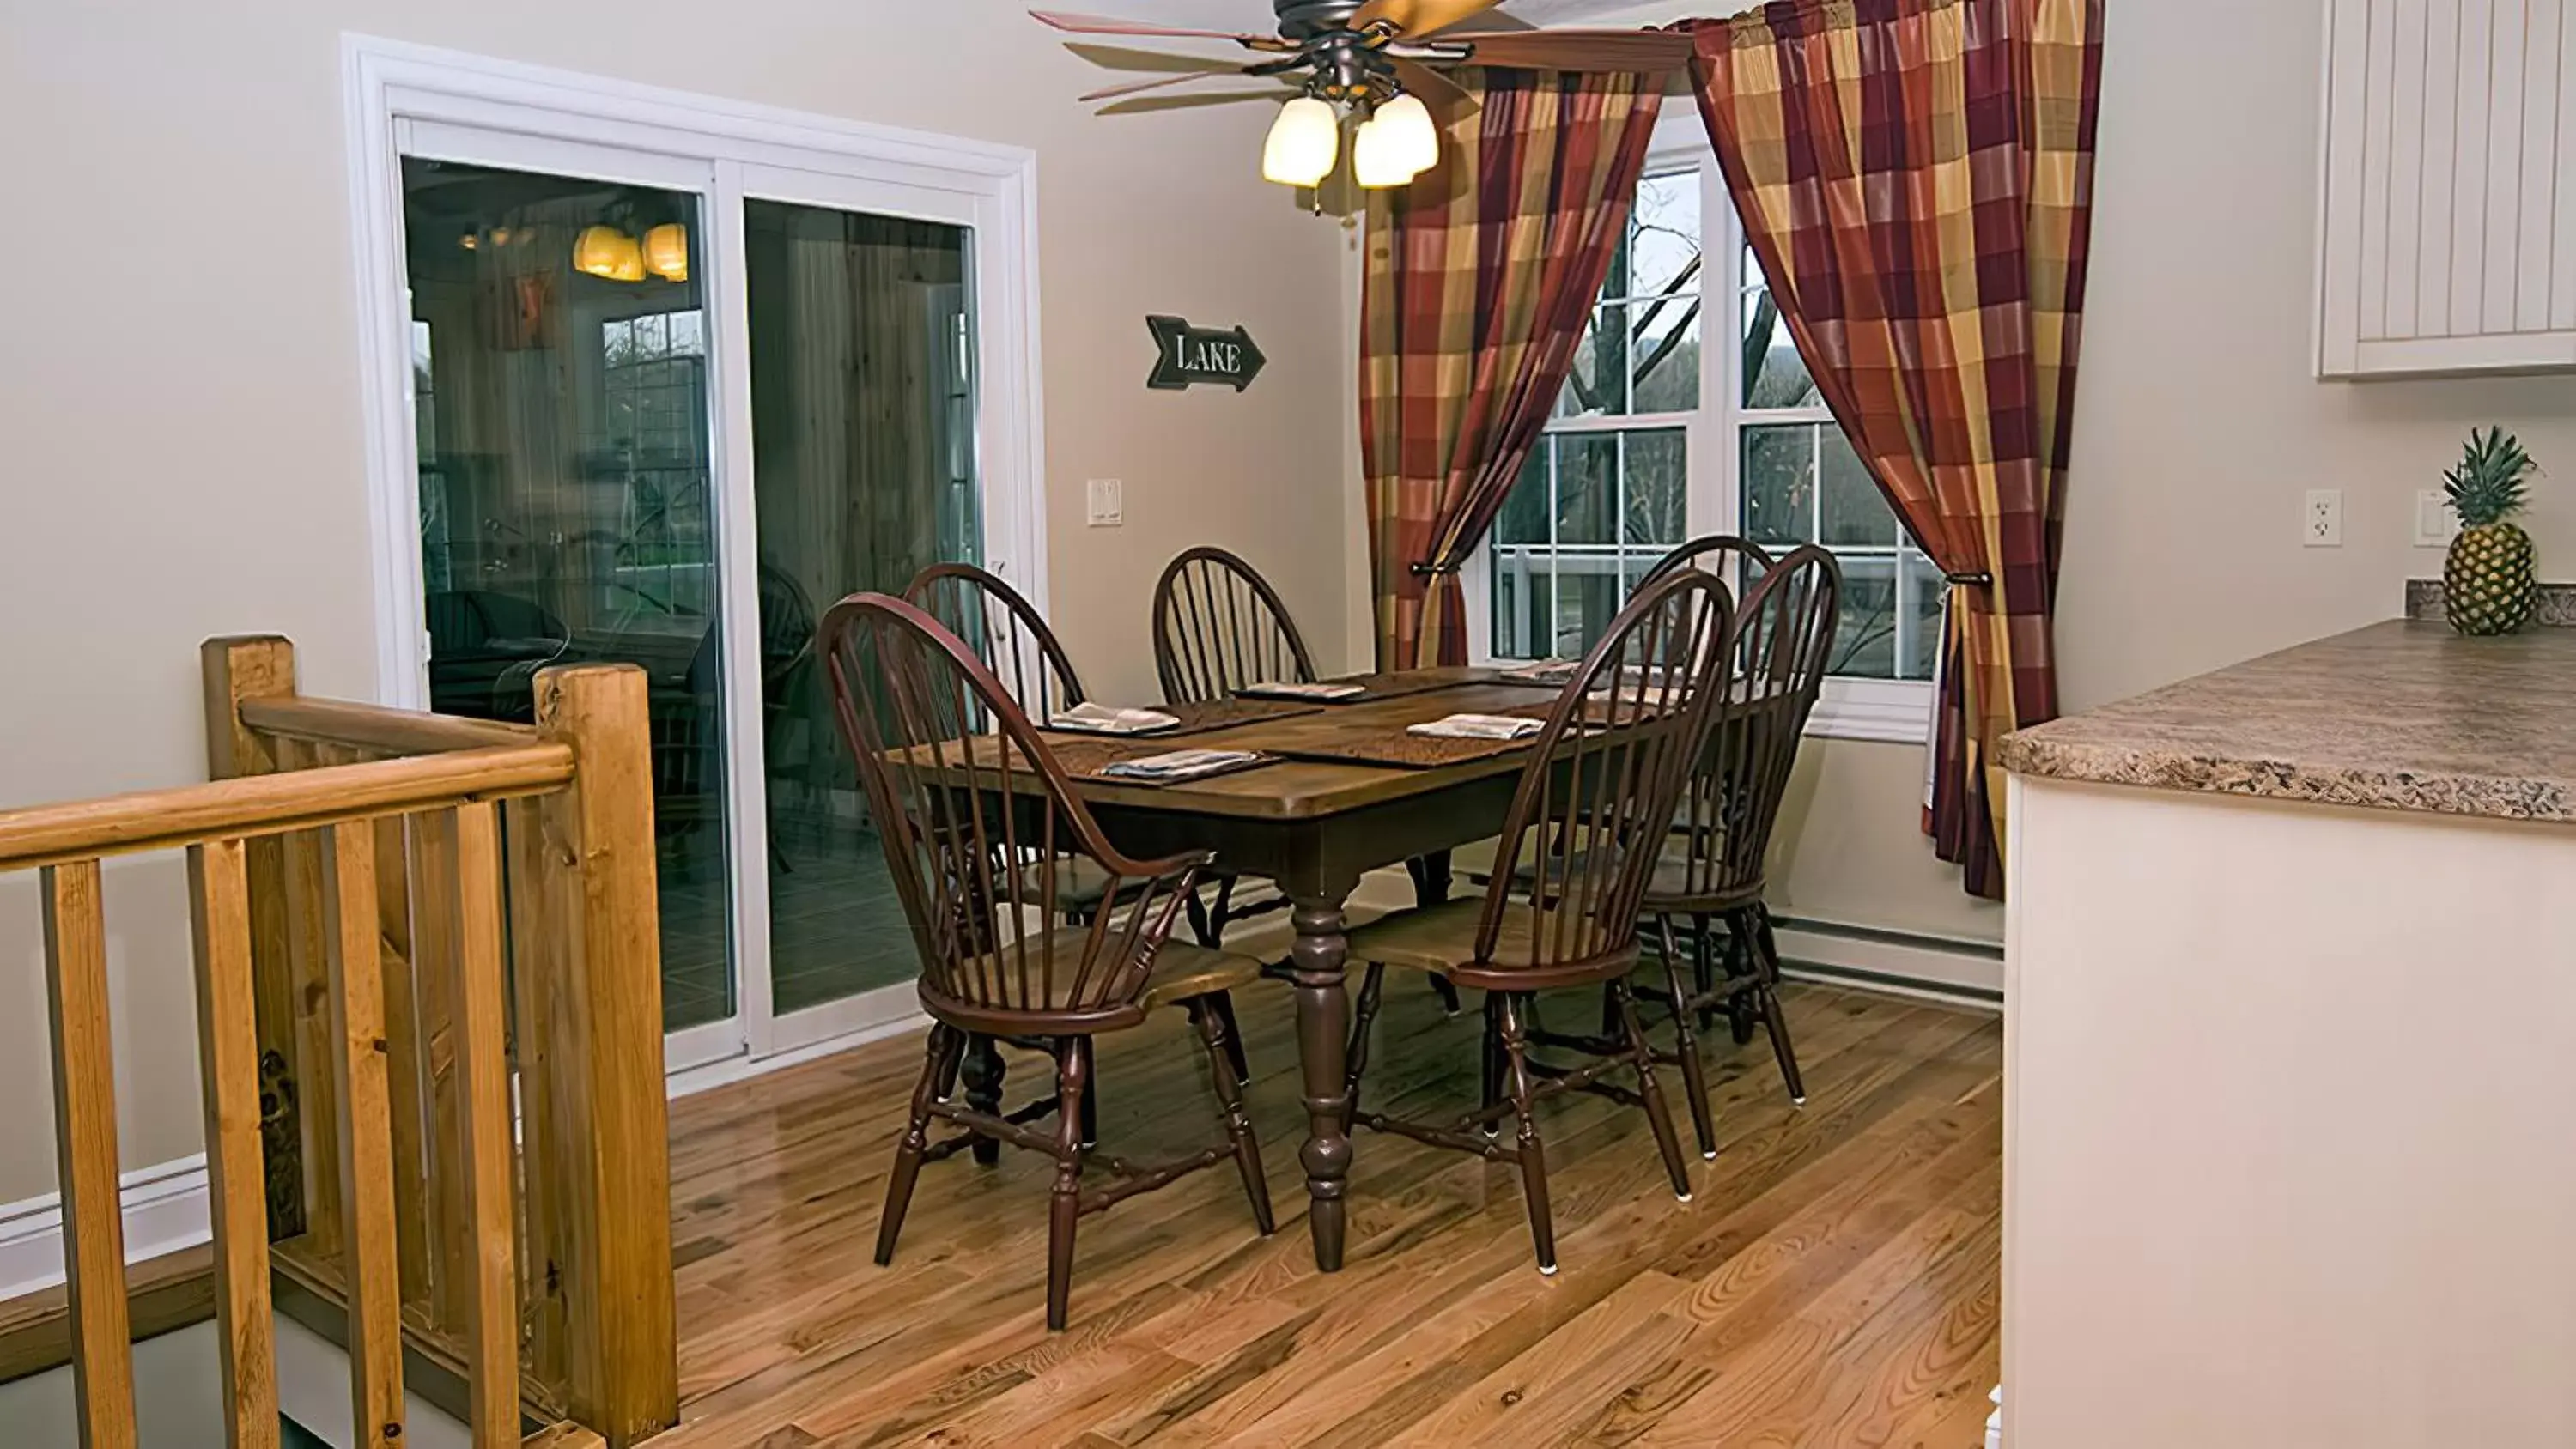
[0,3,1349,1203]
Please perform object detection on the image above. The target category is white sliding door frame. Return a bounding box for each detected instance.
[343,34,1045,1070]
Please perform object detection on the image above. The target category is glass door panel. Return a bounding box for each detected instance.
[742,197,979,1018]
[398,156,732,1033]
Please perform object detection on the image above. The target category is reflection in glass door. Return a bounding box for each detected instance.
[399,156,732,1034]
[743,200,979,1018]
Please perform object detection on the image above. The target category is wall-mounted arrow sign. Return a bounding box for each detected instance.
[1146,315,1267,392]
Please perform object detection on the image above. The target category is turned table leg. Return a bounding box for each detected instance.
[1290,888,1356,1271]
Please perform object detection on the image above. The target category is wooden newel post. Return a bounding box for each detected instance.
[526,664,677,1445]
[199,635,311,1243]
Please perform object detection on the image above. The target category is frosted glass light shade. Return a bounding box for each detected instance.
[1352,113,1419,190]
[574,225,645,282]
[1262,97,1340,187]
[1371,93,1440,177]
[644,223,690,282]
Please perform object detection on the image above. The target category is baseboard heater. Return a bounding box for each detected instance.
[1766,914,2003,1008]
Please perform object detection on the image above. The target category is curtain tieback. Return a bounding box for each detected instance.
[1409,561,1464,579]
[1943,570,1993,588]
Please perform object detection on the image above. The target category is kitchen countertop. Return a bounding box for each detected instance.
[1997,620,2576,824]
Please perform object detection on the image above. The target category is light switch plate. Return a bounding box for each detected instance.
[1086,478,1123,528]
[2304,488,2343,548]
[2415,489,2459,547]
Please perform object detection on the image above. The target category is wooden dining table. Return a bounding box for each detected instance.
[1021,665,1580,1272]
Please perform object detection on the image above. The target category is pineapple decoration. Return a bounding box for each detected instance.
[2441,426,2542,636]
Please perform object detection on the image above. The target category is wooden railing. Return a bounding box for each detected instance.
[0,634,677,1447]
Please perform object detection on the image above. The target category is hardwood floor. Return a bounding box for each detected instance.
[653,966,2002,1447]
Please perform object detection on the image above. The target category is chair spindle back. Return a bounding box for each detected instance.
[1151,548,1318,705]
[1670,544,1842,903]
[819,594,1204,1030]
[1477,570,1740,975]
[904,562,1086,724]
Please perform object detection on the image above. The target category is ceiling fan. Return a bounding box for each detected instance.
[1034,2,1694,191]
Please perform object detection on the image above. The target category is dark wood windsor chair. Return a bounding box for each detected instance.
[904,561,1086,724]
[1147,547,1311,951]
[1335,568,1742,1275]
[819,592,1274,1331]
[906,561,1254,1088]
[1645,544,1842,1149]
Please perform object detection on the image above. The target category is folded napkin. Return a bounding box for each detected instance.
[1240,680,1368,700]
[1048,702,1180,735]
[1097,749,1261,781]
[1408,713,1546,741]
[1499,659,1582,685]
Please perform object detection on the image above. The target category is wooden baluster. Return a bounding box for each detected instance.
[371,811,435,1315]
[200,634,308,1241]
[452,802,523,1446]
[43,858,137,1449]
[322,823,406,1446]
[189,837,282,1448]
[527,664,677,1446]
[505,791,571,1398]
[279,742,345,1258]
[407,809,472,1340]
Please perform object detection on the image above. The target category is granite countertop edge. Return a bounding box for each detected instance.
[1999,614,2576,827]
[1994,731,2576,826]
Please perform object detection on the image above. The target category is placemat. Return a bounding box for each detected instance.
[1266,727,1540,770]
[1042,738,1280,788]
[1237,665,1498,706]
[1043,696,1322,739]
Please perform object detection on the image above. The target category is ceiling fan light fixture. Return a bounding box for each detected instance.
[1262,96,1341,187]
[1370,92,1441,177]
[1352,111,1423,190]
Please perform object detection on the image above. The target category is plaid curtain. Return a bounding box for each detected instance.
[1686,0,2104,899]
[1361,70,1666,670]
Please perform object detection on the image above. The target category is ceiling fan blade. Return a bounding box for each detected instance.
[1101,88,1297,116]
[1030,10,1292,50]
[1352,0,1507,42]
[1387,56,1478,117]
[1456,27,1698,72]
[1079,68,1249,104]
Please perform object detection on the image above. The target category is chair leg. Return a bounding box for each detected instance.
[1195,992,1275,1235]
[962,1034,1005,1167]
[1479,991,1505,1136]
[1429,974,1462,1016]
[1184,887,1217,950]
[877,1024,963,1265]
[1719,913,1759,1046]
[1748,906,1807,1106]
[1340,963,1388,1133]
[1616,980,1694,1203]
[1210,991,1251,1088]
[1207,875,1240,946]
[1496,994,1556,1275]
[1656,914,1717,1161]
[1045,1037,1091,1331]
[1692,912,1719,1032]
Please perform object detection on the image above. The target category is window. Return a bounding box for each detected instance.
[1472,128,1941,742]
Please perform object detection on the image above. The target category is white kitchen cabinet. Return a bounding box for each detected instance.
[2317,0,2576,377]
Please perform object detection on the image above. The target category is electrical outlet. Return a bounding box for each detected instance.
[2415,489,2459,547]
[1085,478,1123,527]
[2304,488,2343,548]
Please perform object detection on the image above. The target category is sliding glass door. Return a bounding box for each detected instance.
[732,172,983,1034]
[392,126,994,1064]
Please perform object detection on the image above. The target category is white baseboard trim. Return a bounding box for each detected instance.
[0,1155,214,1301]
[665,1009,929,1100]
[1770,915,2003,1007]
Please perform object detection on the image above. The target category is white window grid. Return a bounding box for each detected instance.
[1466,123,1939,743]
